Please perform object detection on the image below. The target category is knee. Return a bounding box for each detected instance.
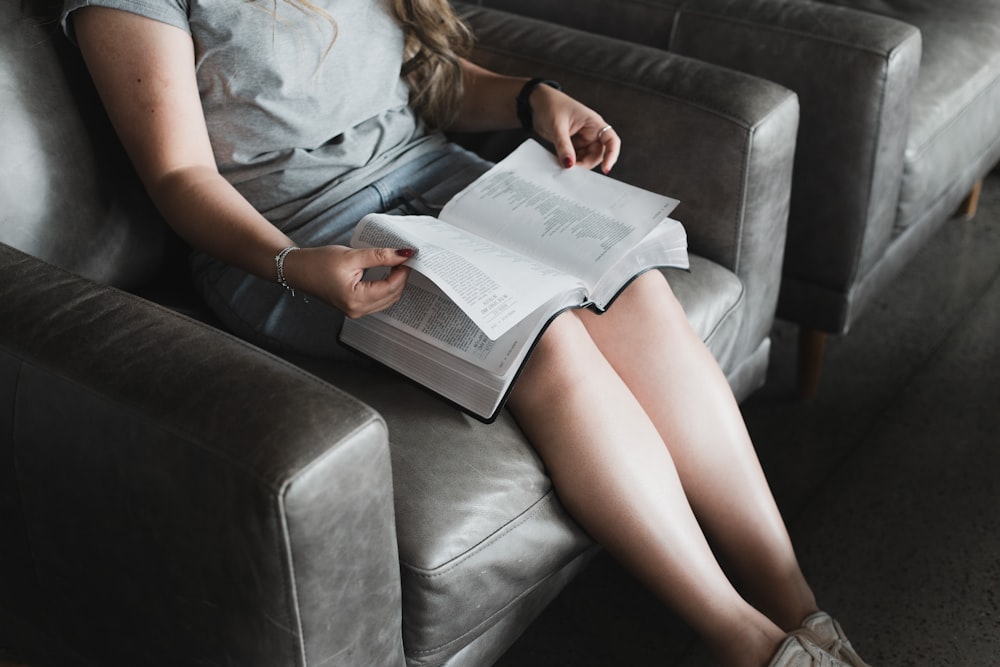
[601,269,688,329]
[629,270,681,309]
[531,311,594,366]
[514,312,599,397]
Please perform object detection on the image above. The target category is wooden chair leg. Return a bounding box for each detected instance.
[797,327,827,399]
[956,179,983,219]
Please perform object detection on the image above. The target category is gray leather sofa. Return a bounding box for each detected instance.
[477,0,1000,396]
[1,2,798,666]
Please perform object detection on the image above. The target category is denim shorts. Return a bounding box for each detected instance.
[192,142,493,360]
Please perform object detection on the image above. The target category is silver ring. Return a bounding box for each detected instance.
[597,124,613,138]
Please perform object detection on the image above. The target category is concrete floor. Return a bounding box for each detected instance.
[495,165,1000,667]
[3,169,997,667]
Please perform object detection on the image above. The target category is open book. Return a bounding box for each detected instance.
[339,139,688,421]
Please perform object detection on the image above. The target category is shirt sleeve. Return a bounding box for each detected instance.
[62,0,191,43]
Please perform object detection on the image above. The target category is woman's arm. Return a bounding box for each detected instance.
[451,58,620,174]
[73,7,412,318]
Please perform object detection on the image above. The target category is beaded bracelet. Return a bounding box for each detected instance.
[275,246,301,297]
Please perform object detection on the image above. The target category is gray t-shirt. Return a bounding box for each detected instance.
[62,0,447,232]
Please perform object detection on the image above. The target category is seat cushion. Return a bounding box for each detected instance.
[295,253,744,666]
[668,255,746,370]
[823,0,1000,232]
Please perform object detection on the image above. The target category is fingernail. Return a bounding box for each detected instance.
[562,156,574,168]
[396,248,415,257]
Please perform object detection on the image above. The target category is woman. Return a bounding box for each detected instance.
[64,1,868,665]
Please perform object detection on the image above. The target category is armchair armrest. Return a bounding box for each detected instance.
[0,243,404,667]
[668,0,922,332]
[457,3,799,369]
[470,0,925,334]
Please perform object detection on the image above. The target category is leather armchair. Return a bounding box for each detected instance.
[1,1,798,665]
[476,0,1000,396]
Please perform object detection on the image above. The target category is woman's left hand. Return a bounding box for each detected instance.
[528,84,620,174]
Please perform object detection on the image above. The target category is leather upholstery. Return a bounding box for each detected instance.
[474,0,1000,338]
[460,5,798,382]
[0,2,167,290]
[0,244,404,667]
[293,259,743,667]
[669,0,922,333]
[821,0,1000,233]
[0,1,798,665]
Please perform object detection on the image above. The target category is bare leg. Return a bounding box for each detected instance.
[508,312,785,667]
[576,271,818,630]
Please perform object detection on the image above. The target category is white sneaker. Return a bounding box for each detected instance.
[768,630,851,667]
[801,611,871,667]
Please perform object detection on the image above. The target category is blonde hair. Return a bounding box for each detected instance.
[391,0,473,128]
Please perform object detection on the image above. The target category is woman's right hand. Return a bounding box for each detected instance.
[282,245,415,318]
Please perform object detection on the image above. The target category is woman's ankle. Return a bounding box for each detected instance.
[701,609,786,667]
[745,574,819,632]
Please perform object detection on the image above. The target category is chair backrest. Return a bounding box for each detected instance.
[469,0,682,49]
[0,0,167,289]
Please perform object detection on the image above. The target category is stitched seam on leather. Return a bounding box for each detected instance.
[9,353,259,469]
[404,546,596,657]
[14,345,353,492]
[469,41,790,274]
[670,11,920,290]
[273,494,307,667]
[276,424,383,667]
[702,276,745,348]
[676,10,909,56]
[278,419,389,667]
[6,353,311,664]
[399,491,574,657]
[10,344,384,667]
[906,67,1000,162]
[3,256,384,486]
[730,90,797,276]
[143,289,355,405]
[399,489,558,577]
[600,0,676,12]
[892,159,995,240]
[848,40,900,288]
[472,37,801,277]
[470,43,759,130]
[731,107,752,274]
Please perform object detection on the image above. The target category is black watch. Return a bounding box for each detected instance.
[516,78,562,132]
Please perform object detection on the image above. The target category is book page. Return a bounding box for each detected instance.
[351,212,583,340]
[440,140,679,286]
[339,270,576,419]
[362,272,541,375]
